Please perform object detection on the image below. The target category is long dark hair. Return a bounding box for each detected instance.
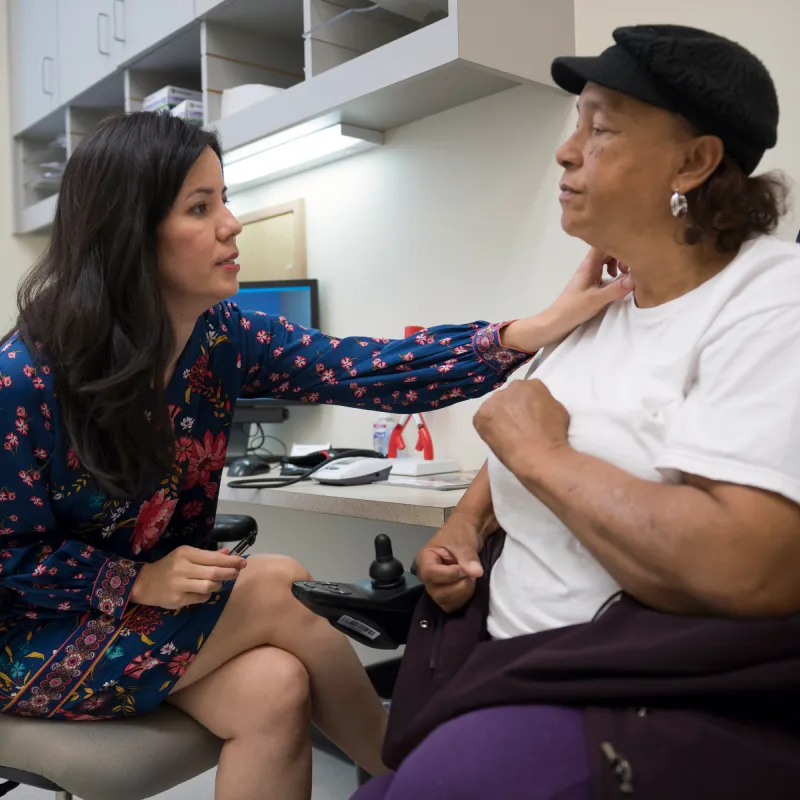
[14,113,223,499]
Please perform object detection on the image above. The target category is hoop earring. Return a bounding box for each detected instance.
[670,190,688,218]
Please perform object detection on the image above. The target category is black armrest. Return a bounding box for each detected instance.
[209,514,258,544]
[292,575,421,650]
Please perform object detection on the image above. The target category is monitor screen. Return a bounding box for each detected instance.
[228,279,319,330]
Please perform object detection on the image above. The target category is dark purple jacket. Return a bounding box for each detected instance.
[383,533,800,798]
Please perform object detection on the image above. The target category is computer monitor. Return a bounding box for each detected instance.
[226,280,320,462]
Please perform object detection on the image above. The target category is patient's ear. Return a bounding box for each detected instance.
[675,134,724,194]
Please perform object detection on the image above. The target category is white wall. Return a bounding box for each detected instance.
[0,0,48,329]
[229,0,800,469]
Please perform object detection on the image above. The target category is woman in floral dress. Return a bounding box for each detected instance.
[0,113,634,799]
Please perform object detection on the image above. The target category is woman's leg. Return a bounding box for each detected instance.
[352,705,590,800]
[168,645,312,800]
[167,555,387,780]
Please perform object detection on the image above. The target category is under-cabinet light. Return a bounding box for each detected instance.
[223,123,384,192]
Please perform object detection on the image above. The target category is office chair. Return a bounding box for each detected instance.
[0,514,257,800]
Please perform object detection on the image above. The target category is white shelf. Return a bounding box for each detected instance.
[215,0,574,153]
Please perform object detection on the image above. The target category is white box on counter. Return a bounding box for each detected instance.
[171,99,204,122]
[143,86,202,113]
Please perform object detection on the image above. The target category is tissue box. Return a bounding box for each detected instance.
[143,86,202,113]
[171,99,204,123]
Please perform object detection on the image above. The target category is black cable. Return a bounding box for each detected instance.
[246,423,266,454]
[245,425,287,458]
[228,450,384,490]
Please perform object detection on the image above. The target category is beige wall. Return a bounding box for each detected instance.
[0,0,48,329]
[229,0,800,468]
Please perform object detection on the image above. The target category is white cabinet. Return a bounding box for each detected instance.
[112,0,195,64]
[9,0,59,134]
[56,0,116,102]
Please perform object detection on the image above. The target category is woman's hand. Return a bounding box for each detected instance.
[415,514,487,613]
[474,379,570,474]
[131,546,247,609]
[502,249,633,352]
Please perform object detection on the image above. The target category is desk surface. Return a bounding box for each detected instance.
[220,472,466,528]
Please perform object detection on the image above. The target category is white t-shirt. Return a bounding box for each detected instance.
[487,235,800,640]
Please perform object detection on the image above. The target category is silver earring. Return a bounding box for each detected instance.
[670,190,688,218]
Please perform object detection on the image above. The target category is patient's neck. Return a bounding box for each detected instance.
[614,233,738,309]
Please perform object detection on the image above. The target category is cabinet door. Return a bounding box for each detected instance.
[9,0,59,134]
[112,0,195,64]
[194,0,229,16]
[57,0,116,103]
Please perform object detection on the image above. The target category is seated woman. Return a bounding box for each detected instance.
[354,24,800,800]
[0,111,631,799]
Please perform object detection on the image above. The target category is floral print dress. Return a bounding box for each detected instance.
[0,303,529,720]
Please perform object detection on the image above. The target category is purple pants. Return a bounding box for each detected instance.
[352,705,590,799]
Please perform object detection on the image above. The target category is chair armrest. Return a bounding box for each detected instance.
[209,514,258,544]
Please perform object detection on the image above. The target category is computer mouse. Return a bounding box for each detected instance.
[227,455,273,478]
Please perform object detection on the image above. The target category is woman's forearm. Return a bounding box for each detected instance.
[507,445,777,616]
[500,313,560,353]
[449,462,499,547]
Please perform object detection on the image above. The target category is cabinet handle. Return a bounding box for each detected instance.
[41,57,55,96]
[97,12,111,55]
[113,0,126,43]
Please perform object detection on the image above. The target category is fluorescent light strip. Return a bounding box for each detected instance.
[224,123,384,192]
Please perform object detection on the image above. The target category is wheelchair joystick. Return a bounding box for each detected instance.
[290,532,423,649]
[369,534,405,589]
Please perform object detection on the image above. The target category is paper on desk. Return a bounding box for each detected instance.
[386,472,477,491]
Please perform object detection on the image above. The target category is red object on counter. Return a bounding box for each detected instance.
[390,325,435,460]
[388,414,435,460]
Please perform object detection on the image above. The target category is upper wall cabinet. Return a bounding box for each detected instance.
[194,0,227,16]
[9,0,60,134]
[9,0,577,234]
[56,0,118,104]
[113,0,195,65]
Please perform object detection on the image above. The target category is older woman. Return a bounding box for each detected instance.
[354,24,800,800]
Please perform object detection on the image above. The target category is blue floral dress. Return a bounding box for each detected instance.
[0,303,529,720]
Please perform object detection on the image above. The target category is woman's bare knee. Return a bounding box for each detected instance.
[245,555,312,589]
[169,555,320,693]
[169,646,310,740]
[231,555,312,616]
[231,647,311,736]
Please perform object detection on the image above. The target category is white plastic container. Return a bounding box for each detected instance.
[143,86,202,113]
[171,99,204,123]
[372,415,395,456]
[220,84,284,118]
